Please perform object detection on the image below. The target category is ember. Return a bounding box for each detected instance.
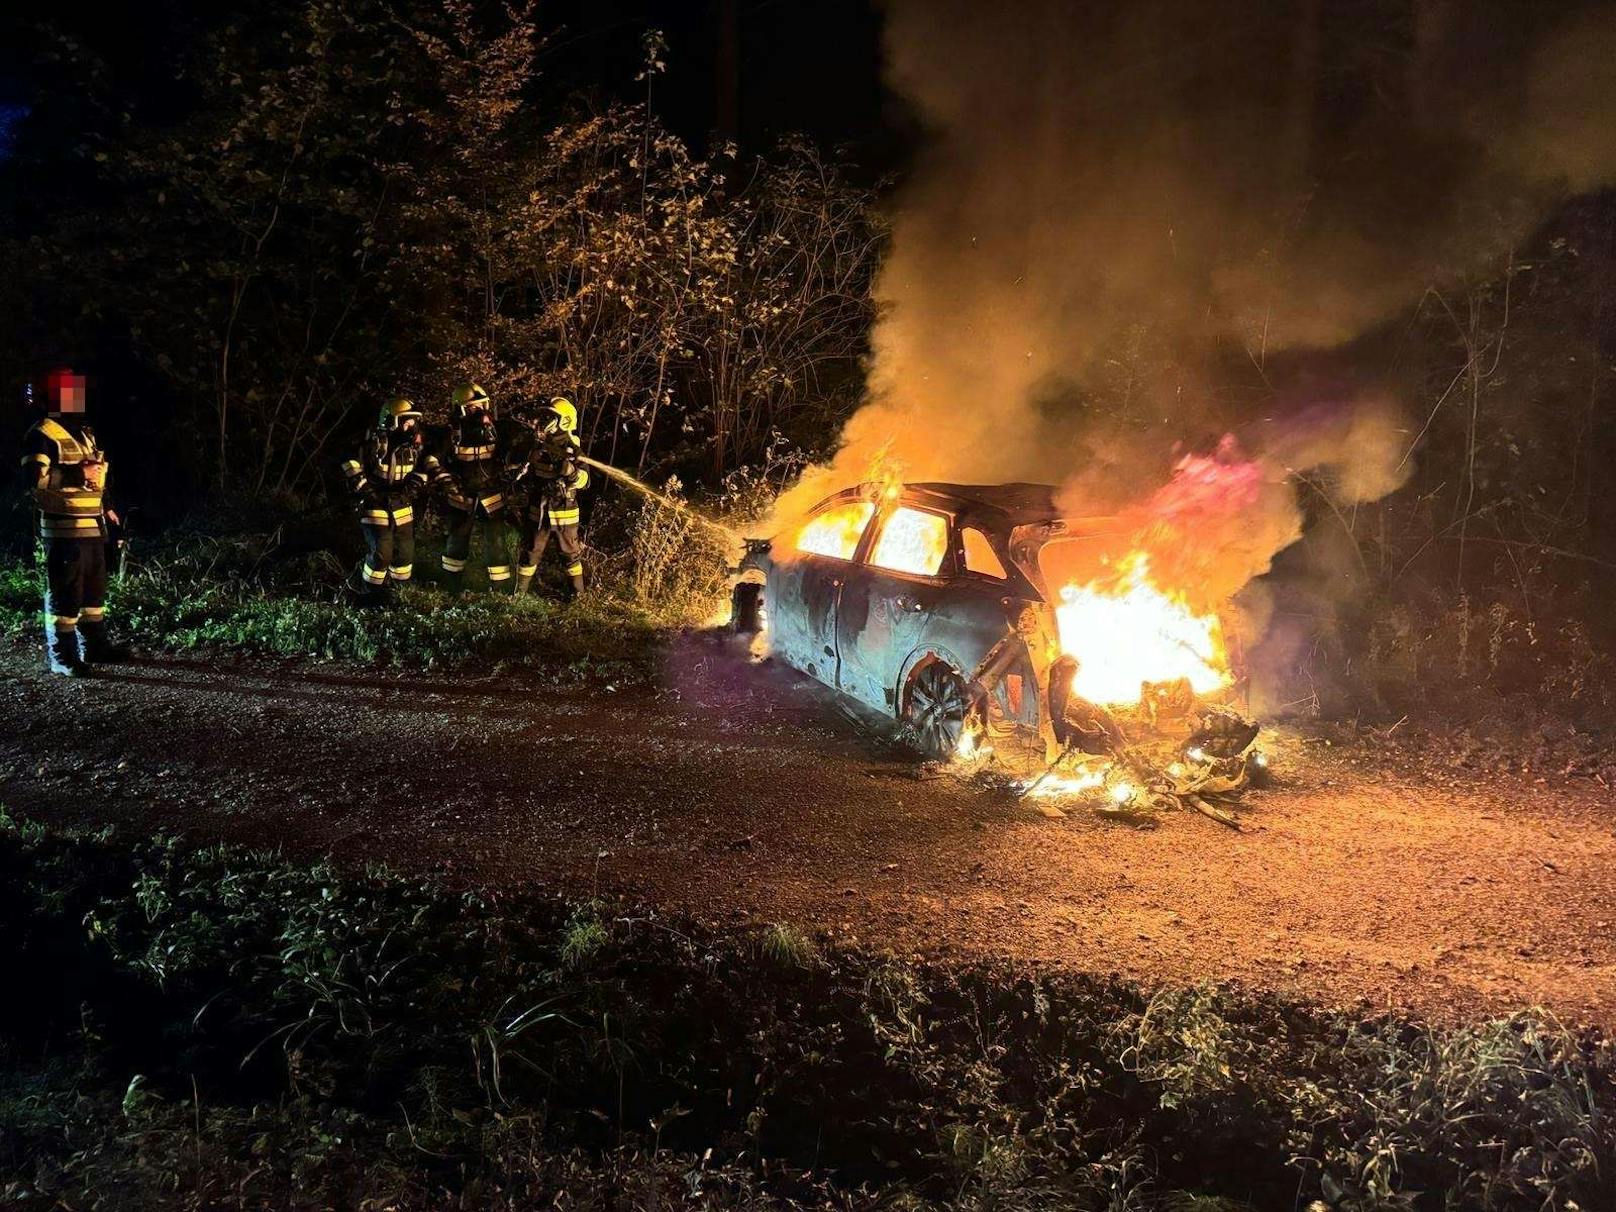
[955,723,988,760]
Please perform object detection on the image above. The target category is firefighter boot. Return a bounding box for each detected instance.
[78,617,131,663]
[566,570,585,601]
[514,571,534,597]
[46,624,91,678]
[346,570,381,609]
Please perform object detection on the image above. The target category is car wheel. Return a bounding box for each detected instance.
[730,582,764,636]
[903,659,976,760]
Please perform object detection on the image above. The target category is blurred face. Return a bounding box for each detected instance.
[399,416,417,432]
[47,370,86,414]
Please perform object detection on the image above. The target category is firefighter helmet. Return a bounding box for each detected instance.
[545,396,578,434]
[452,383,492,417]
[380,397,422,430]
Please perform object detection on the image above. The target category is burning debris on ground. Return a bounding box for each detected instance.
[921,509,1272,828]
[955,676,1269,829]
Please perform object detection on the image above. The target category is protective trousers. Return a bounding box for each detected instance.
[441,502,511,589]
[358,503,416,593]
[44,533,108,670]
[515,516,584,597]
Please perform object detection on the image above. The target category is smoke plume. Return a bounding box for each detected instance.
[776,0,1616,613]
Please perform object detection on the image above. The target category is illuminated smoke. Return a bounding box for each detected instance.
[774,0,1616,613]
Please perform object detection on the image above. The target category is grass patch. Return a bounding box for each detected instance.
[559,904,609,968]
[0,814,1610,1210]
[112,579,665,679]
[0,498,736,679]
[759,922,818,969]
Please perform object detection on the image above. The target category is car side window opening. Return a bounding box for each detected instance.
[869,506,949,576]
[960,527,1008,580]
[795,500,875,560]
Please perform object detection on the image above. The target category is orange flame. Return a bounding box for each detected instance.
[796,501,875,560]
[868,506,949,575]
[1020,767,1106,798]
[1055,552,1230,706]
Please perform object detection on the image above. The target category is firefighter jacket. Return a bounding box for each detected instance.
[443,412,506,513]
[514,430,590,527]
[21,416,110,541]
[342,431,447,528]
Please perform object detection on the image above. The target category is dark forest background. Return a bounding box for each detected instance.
[0,0,892,516]
[1,0,1614,720]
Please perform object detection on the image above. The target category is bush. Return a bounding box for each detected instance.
[1,815,1611,1211]
[618,479,736,618]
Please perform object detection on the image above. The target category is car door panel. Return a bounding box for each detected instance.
[766,497,875,688]
[834,567,944,713]
[768,555,844,686]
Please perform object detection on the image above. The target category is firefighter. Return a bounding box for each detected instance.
[440,383,513,591]
[513,396,590,599]
[20,369,130,676]
[341,398,447,605]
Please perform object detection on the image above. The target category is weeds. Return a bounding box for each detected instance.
[0,497,740,678]
[1318,1014,1609,1209]
[620,480,735,618]
[0,816,1610,1211]
[560,905,609,968]
[1118,985,1242,1110]
[1359,592,1615,725]
[759,922,817,969]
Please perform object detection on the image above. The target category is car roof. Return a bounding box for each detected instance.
[903,481,1067,524]
[812,480,1119,540]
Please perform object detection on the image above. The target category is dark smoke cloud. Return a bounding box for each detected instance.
[776,0,1616,558]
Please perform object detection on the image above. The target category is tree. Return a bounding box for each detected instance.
[24,0,881,502]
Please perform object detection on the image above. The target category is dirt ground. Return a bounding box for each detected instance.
[2,635,1613,1028]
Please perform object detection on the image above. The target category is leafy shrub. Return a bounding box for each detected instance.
[1117,984,1243,1110]
[616,479,736,619]
[2,816,1610,1211]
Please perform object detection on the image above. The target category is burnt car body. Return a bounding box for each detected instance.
[733,482,1122,761]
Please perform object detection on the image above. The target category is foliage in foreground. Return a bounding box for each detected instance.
[0,814,1609,1211]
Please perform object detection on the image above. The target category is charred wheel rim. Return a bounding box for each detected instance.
[904,660,974,759]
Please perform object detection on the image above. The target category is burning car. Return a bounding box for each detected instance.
[732,481,1238,764]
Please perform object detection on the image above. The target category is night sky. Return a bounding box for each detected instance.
[1,0,898,164]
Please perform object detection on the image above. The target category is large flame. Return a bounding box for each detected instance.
[1056,552,1230,706]
[868,505,948,575]
[796,501,875,559]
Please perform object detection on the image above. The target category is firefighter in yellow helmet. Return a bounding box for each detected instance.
[512,396,590,599]
[340,398,448,606]
[20,368,131,676]
[439,383,514,592]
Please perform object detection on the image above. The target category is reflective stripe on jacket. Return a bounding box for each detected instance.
[23,417,107,540]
